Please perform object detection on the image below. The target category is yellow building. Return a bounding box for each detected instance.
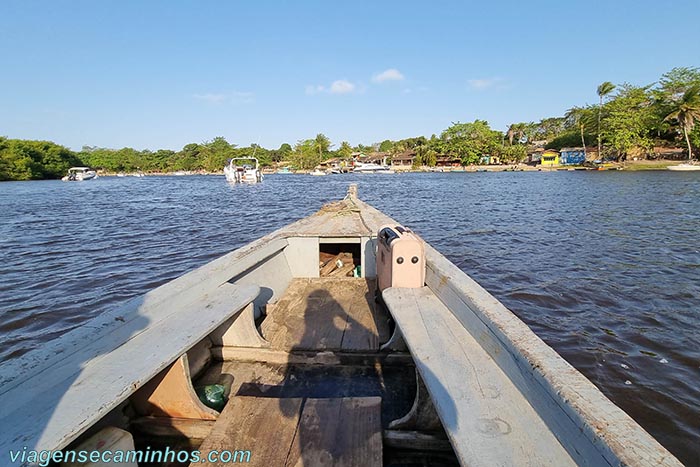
[540,150,560,166]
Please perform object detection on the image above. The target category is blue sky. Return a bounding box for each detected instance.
[1,1,699,151]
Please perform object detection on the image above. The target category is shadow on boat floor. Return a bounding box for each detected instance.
[190,361,458,467]
[197,361,414,429]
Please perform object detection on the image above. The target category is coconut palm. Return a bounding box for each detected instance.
[506,125,515,146]
[313,133,331,164]
[664,84,700,160]
[506,123,528,146]
[565,106,590,158]
[597,81,615,159]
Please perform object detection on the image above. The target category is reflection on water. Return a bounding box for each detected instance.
[1,172,698,463]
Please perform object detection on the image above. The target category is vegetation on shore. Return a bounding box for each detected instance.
[1,67,699,181]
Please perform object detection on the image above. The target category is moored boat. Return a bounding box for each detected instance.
[224,157,264,183]
[353,162,394,174]
[0,185,681,466]
[61,167,98,181]
[668,161,700,171]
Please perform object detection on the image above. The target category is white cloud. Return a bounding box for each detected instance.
[192,91,254,104]
[306,80,356,95]
[373,68,405,83]
[467,77,506,90]
[329,79,356,94]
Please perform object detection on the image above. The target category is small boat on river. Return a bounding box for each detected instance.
[668,160,700,171]
[353,162,394,174]
[0,185,681,466]
[61,167,98,181]
[224,157,264,183]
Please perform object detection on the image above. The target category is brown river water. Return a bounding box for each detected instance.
[0,172,698,464]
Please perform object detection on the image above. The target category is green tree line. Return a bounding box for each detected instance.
[0,137,294,181]
[543,67,700,159]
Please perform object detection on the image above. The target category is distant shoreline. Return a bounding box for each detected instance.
[101,160,685,176]
[1,159,691,182]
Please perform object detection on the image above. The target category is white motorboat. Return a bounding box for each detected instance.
[352,162,394,174]
[61,167,98,181]
[309,168,327,176]
[668,161,700,171]
[224,157,264,183]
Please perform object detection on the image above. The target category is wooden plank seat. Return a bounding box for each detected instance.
[194,396,382,467]
[0,283,260,465]
[381,287,577,466]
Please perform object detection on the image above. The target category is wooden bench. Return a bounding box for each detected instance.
[382,287,577,466]
[0,282,260,465]
[194,396,382,467]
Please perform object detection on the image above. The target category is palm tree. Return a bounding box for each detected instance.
[664,84,700,160]
[597,82,615,159]
[506,125,515,145]
[313,133,331,165]
[513,123,527,143]
[565,107,589,158]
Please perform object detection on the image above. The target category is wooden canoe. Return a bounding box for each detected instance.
[0,184,681,466]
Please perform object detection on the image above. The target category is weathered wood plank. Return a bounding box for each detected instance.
[130,416,216,441]
[382,430,453,452]
[261,278,311,349]
[297,284,347,350]
[285,397,382,467]
[209,303,270,348]
[286,398,343,467]
[131,354,218,420]
[212,346,414,367]
[339,301,378,351]
[0,284,259,464]
[187,337,213,379]
[341,281,381,351]
[383,287,576,466]
[195,396,381,467]
[335,397,383,467]
[62,427,137,467]
[195,397,303,467]
[261,278,384,352]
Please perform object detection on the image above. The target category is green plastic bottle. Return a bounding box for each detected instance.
[195,384,227,411]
